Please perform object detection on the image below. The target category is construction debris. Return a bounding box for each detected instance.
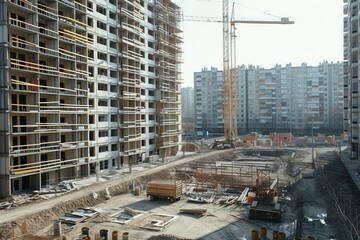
[105,188,111,200]
[58,208,99,225]
[179,208,207,216]
[110,207,146,224]
[187,193,214,203]
[140,214,177,231]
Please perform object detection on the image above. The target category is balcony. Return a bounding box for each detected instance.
[9,17,38,33]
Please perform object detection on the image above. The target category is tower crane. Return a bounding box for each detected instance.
[184,1,294,145]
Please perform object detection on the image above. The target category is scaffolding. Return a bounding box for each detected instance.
[181,159,274,192]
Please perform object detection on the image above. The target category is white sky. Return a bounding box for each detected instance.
[176,0,344,87]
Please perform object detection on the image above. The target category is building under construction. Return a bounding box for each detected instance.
[0,0,182,198]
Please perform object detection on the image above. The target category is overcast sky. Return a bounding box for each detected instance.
[176,0,344,87]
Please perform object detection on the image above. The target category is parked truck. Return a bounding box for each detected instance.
[146,180,182,202]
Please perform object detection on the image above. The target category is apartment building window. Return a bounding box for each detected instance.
[97,21,106,31]
[10,13,26,28]
[110,55,116,63]
[100,160,108,170]
[110,41,116,49]
[111,129,118,136]
[109,11,116,19]
[88,83,94,93]
[98,68,107,76]
[99,145,108,153]
[96,5,106,15]
[98,99,107,107]
[89,131,95,140]
[111,115,117,122]
[109,26,116,35]
[87,1,93,11]
[99,130,108,137]
[88,33,94,43]
[12,35,26,49]
[89,115,94,124]
[111,144,117,151]
[98,115,107,122]
[87,17,93,27]
[98,83,107,91]
[90,147,95,157]
[97,52,107,61]
[110,85,117,92]
[97,36,107,46]
[40,117,47,123]
[110,70,117,78]
[110,100,117,107]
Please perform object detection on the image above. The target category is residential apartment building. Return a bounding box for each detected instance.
[344,0,359,159]
[194,67,224,135]
[0,0,182,197]
[194,62,343,136]
[181,87,194,124]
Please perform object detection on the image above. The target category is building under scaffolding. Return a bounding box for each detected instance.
[0,0,182,198]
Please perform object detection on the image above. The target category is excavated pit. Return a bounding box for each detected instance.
[0,149,344,239]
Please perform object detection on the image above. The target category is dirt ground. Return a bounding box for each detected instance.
[0,147,344,240]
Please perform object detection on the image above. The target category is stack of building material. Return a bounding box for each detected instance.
[147,180,182,202]
[238,187,250,204]
[58,208,99,225]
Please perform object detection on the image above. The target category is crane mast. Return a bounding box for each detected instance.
[185,2,294,145]
[223,0,232,144]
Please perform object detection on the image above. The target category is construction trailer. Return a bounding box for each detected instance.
[147,180,182,202]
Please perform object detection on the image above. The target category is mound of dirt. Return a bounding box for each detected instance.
[147,234,192,240]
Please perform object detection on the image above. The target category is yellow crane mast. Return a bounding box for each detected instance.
[184,1,294,145]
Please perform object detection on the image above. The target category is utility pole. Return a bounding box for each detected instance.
[312,120,314,167]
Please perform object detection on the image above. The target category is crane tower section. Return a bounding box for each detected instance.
[223,0,237,144]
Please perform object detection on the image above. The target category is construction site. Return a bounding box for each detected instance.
[0,145,358,240]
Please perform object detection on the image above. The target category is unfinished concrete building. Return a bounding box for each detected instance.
[0,0,182,197]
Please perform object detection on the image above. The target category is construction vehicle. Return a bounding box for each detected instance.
[146,180,182,202]
[248,171,282,221]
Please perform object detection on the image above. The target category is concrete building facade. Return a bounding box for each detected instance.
[194,62,343,136]
[0,0,182,197]
[181,87,194,124]
[193,67,224,135]
[344,0,360,159]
